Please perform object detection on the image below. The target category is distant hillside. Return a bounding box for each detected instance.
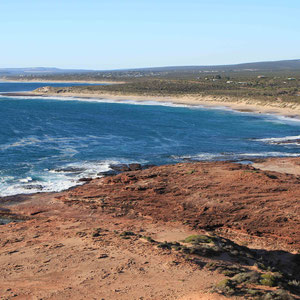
[0,67,91,76]
[129,59,300,72]
[1,59,300,76]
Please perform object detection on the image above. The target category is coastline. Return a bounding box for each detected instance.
[0,78,125,84]
[1,86,300,298]
[29,90,300,118]
[1,78,300,117]
[0,159,299,299]
[1,89,300,199]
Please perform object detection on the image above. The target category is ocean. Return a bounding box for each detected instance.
[0,81,299,196]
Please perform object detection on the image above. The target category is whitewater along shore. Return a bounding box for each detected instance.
[1,158,300,299]
[26,85,300,118]
[2,86,300,118]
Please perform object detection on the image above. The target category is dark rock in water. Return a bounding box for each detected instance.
[24,185,44,190]
[182,158,195,162]
[273,139,300,145]
[98,170,118,177]
[128,163,142,171]
[110,164,131,172]
[101,163,156,177]
[78,177,93,182]
[54,167,85,174]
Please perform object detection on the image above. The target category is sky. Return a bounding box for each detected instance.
[0,0,299,69]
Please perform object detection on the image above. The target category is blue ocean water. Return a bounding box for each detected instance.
[0,81,104,93]
[0,81,299,196]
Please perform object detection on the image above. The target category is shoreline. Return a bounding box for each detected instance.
[2,158,300,247]
[2,156,300,202]
[0,159,299,299]
[0,136,299,299]
[1,90,300,199]
[24,90,300,118]
[0,78,124,84]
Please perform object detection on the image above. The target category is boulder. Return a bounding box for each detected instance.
[128,163,142,171]
[110,164,131,172]
[78,178,93,182]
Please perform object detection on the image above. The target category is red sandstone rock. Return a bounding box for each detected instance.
[63,161,300,249]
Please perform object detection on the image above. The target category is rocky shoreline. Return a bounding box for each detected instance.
[0,158,300,299]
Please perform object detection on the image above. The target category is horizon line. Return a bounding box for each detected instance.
[1,58,300,72]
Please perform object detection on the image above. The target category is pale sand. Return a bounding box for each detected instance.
[253,157,300,176]
[32,90,300,118]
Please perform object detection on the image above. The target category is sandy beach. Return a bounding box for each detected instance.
[2,78,300,118]
[2,0,300,298]
[29,89,300,119]
[1,84,300,299]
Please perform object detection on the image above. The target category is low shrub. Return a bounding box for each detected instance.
[260,273,278,287]
[182,235,213,244]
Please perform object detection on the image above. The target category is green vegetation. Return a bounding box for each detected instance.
[260,273,279,287]
[232,271,261,284]
[113,230,299,298]
[187,169,196,174]
[32,75,300,104]
[119,231,136,239]
[141,235,156,243]
[182,234,213,244]
[91,227,102,237]
[3,66,300,105]
[215,279,236,295]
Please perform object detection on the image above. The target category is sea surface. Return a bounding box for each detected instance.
[0,81,300,196]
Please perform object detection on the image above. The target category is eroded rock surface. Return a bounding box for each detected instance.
[0,160,300,299]
[62,161,300,250]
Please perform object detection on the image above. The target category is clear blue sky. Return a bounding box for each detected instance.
[1,0,299,69]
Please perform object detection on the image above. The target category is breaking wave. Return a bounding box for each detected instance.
[0,160,117,197]
[171,152,300,161]
[255,135,300,146]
